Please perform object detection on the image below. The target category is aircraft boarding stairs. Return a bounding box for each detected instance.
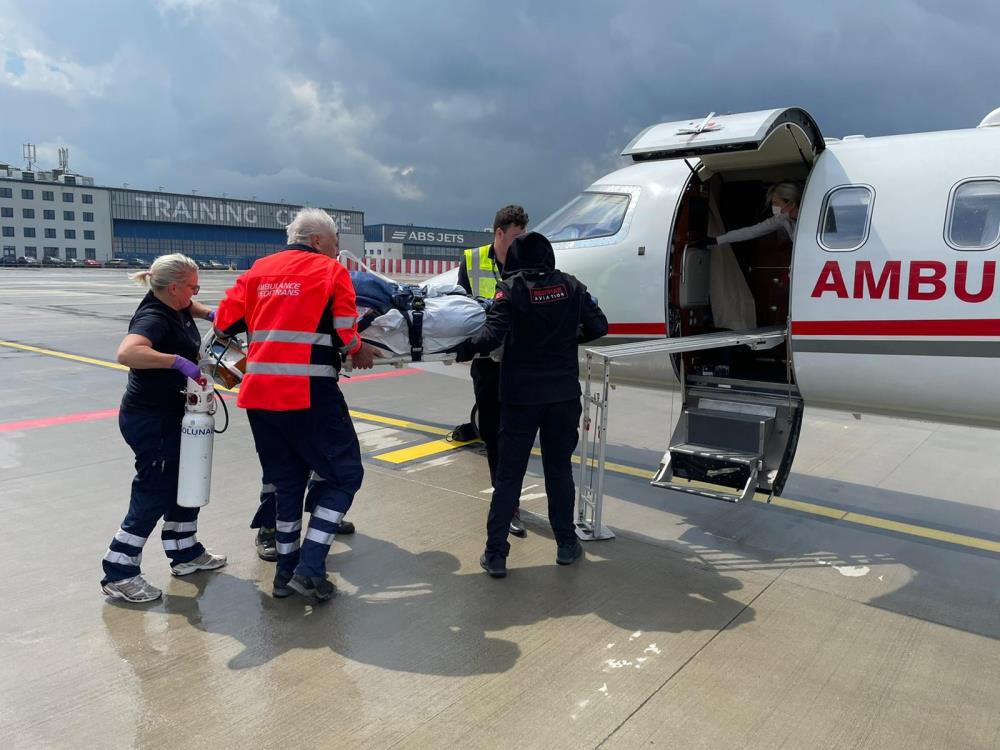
[575,326,787,541]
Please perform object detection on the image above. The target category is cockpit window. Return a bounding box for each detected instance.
[946,178,1000,251]
[533,192,631,242]
[818,185,874,252]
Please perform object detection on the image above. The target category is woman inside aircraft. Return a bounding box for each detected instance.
[707,181,802,247]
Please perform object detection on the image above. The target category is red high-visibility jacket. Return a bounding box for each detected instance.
[215,244,361,411]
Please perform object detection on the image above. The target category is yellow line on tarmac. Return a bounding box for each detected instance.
[376,437,478,464]
[0,339,129,371]
[0,339,239,393]
[840,510,1000,553]
[349,409,453,436]
[667,476,1000,553]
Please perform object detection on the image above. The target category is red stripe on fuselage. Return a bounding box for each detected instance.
[792,319,1000,336]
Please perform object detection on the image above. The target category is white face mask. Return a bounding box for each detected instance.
[771,204,784,217]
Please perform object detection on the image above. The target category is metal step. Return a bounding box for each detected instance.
[651,451,760,503]
[649,404,774,503]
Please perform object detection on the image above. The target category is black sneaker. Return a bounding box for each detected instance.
[272,569,294,598]
[556,540,583,566]
[337,519,355,535]
[509,510,527,538]
[480,553,507,578]
[288,574,337,602]
[256,527,277,562]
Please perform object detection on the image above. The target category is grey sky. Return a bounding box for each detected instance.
[1,0,997,230]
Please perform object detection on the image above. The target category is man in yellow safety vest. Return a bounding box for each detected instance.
[456,204,529,536]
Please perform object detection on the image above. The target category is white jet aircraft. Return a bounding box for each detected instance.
[436,106,1000,502]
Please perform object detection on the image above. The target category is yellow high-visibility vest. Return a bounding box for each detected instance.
[463,244,498,298]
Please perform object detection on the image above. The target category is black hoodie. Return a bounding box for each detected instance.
[468,232,608,405]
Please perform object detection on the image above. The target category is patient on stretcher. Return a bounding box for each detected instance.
[206,269,490,386]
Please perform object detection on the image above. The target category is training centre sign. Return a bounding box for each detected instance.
[111,189,363,235]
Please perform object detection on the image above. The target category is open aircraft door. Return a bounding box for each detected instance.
[622,109,823,503]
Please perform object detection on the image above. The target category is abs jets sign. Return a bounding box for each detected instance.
[384,225,487,247]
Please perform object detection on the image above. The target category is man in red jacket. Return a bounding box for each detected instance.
[215,208,375,602]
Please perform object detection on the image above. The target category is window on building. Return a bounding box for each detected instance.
[24,246,37,258]
[85,248,96,259]
[21,189,34,199]
[83,212,94,222]
[65,247,77,260]
[2,227,13,237]
[44,228,56,239]
[22,208,35,219]
[0,207,11,218]
[818,185,875,251]
[2,245,14,257]
[0,187,12,198]
[84,230,95,240]
[945,178,1000,250]
[43,209,55,220]
[82,194,93,204]
[62,193,74,203]
[64,229,76,240]
[42,190,54,201]
[44,246,59,258]
[24,227,36,238]
[63,211,75,221]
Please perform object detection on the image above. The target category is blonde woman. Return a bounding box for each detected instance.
[100,253,226,602]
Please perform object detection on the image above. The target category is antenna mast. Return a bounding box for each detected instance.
[23,143,36,171]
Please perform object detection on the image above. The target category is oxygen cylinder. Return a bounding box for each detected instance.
[177,376,216,508]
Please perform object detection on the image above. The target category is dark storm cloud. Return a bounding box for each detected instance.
[1,0,997,229]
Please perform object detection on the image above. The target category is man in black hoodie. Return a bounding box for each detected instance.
[457,232,608,578]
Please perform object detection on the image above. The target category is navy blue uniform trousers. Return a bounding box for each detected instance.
[247,385,363,578]
[487,399,583,557]
[102,409,205,584]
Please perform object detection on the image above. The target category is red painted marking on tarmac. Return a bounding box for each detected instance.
[0,408,120,433]
[0,369,419,432]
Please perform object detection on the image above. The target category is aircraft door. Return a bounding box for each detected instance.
[628,108,824,500]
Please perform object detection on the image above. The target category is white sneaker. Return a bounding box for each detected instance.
[170,551,228,577]
[102,575,162,603]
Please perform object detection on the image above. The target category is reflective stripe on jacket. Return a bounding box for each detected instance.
[463,244,498,298]
[215,245,361,411]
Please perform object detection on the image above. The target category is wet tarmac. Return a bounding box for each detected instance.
[1,269,998,749]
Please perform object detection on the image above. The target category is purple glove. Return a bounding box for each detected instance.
[206,309,216,322]
[171,355,202,380]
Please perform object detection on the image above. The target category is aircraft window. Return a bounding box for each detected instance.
[533,192,630,242]
[946,178,1000,251]
[818,185,874,251]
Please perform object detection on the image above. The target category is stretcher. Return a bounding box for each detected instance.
[202,254,486,387]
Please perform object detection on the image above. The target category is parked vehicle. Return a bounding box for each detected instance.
[104,258,127,268]
[127,258,147,268]
[42,256,67,268]
[0,255,18,266]
[83,258,102,268]
[206,259,227,270]
[18,256,39,266]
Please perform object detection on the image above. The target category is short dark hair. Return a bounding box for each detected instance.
[493,204,529,233]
